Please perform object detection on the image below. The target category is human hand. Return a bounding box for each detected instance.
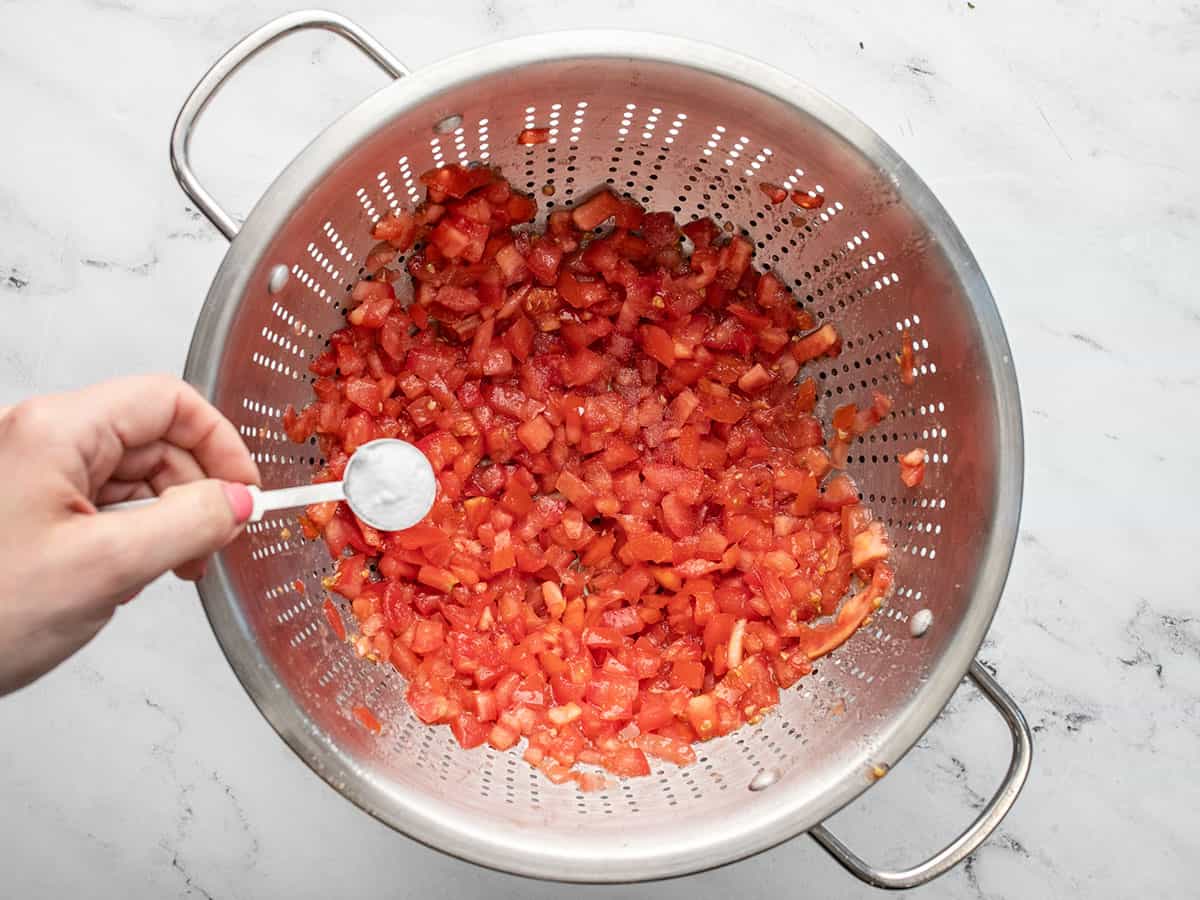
[0,375,260,695]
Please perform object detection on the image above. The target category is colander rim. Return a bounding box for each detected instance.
[185,26,1024,882]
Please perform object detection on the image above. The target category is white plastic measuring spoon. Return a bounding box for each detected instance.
[100,438,437,532]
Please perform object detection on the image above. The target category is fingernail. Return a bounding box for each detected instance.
[222,482,254,524]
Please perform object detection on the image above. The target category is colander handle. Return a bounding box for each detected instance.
[809,661,1033,890]
[170,10,408,240]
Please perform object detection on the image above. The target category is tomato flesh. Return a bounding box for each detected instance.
[291,164,898,786]
[899,447,927,487]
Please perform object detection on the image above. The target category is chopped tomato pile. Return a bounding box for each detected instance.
[282,163,897,788]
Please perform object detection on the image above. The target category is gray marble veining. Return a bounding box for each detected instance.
[1,0,1196,897]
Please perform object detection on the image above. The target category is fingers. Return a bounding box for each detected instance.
[68,375,261,492]
[172,558,208,582]
[95,480,156,506]
[110,440,207,487]
[70,479,254,600]
[106,441,228,581]
[91,481,207,581]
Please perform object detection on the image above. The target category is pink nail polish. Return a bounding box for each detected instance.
[222,482,254,524]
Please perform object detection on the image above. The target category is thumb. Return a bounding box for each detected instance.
[86,480,253,597]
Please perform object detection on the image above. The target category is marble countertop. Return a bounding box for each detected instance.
[1,1,1195,897]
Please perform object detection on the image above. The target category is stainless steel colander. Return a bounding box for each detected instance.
[172,10,1031,889]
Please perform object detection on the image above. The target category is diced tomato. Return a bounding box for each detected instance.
[420,163,494,199]
[624,532,674,564]
[791,324,841,363]
[759,182,788,204]
[331,553,368,600]
[491,528,517,573]
[558,270,611,309]
[820,473,860,509]
[450,713,491,748]
[641,212,679,249]
[602,745,651,777]
[435,284,482,313]
[571,189,624,230]
[587,671,638,720]
[516,414,554,452]
[417,566,458,594]
[411,618,446,653]
[373,211,418,250]
[669,659,705,691]
[898,329,917,385]
[343,377,381,413]
[900,447,927,487]
[352,704,383,734]
[562,347,607,387]
[791,189,825,210]
[407,686,454,724]
[737,363,773,393]
[679,217,718,250]
[640,324,676,367]
[634,693,675,733]
[349,279,395,323]
[686,694,719,740]
[525,240,563,286]
[489,722,521,750]
[517,127,551,145]
[851,521,890,569]
[635,733,696,766]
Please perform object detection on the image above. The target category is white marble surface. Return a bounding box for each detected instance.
[1,0,1196,896]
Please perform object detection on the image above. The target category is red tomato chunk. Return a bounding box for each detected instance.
[285,164,900,787]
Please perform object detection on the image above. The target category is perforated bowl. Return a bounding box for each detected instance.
[172,11,1031,889]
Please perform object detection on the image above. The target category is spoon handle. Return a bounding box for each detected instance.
[99,480,345,522]
[251,481,344,521]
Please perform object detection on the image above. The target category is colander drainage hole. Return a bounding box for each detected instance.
[748,768,780,791]
[433,114,463,134]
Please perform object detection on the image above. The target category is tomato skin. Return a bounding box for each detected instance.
[323,598,347,641]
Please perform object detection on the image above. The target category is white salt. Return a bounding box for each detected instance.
[343,439,437,532]
[910,608,933,637]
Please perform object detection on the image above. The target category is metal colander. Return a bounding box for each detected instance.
[173,10,1031,889]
